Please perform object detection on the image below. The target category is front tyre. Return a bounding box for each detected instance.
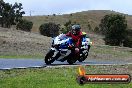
[45,50,55,65]
[67,53,78,64]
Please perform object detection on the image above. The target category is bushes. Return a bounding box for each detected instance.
[124,36,132,48]
[99,14,127,46]
[39,22,60,37]
[60,28,67,34]
[123,30,132,48]
[16,19,33,32]
[60,20,72,34]
[94,26,100,33]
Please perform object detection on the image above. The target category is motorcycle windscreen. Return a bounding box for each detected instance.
[58,34,69,40]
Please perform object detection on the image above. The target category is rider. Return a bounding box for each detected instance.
[65,24,83,57]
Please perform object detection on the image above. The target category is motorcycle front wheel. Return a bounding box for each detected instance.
[67,53,78,64]
[45,50,55,65]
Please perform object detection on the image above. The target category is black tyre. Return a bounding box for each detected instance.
[45,50,55,65]
[78,51,88,62]
[67,53,78,64]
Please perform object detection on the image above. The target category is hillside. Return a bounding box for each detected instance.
[1,27,132,61]
[24,10,132,32]
[0,27,51,57]
[0,27,105,57]
[0,10,132,60]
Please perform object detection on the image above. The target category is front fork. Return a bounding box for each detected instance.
[50,48,58,56]
[51,47,60,60]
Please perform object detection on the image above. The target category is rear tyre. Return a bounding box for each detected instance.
[78,52,88,62]
[45,50,55,65]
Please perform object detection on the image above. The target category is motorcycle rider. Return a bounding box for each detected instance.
[65,24,83,58]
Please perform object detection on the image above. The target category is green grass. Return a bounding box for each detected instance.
[0,54,44,59]
[90,45,132,59]
[0,66,131,88]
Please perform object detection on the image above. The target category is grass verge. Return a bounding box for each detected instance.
[0,54,44,59]
[0,65,132,88]
[89,45,132,60]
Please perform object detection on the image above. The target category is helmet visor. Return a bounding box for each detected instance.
[72,29,80,35]
[72,29,77,34]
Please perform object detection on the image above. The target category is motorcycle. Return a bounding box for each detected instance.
[78,35,91,62]
[45,33,91,65]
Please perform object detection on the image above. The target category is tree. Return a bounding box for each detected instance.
[53,14,56,16]
[3,2,13,28]
[70,14,72,16]
[0,0,25,28]
[13,2,25,24]
[0,0,5,27]
[39,22,60,37]
[99,14,127,46]
[0,1,11,27]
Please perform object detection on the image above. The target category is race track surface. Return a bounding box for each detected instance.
[0,58,130,70]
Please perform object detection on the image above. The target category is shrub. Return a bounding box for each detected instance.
[124,36,132,48]
[53,14,56,16]
[39,22,60,37]
[16,19,33,32]
[123,30,132,47]
[63,20,72,33]
[99,14,127,46]
[94,26,100,33]
[60,28,67,34]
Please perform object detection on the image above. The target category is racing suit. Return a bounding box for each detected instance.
[65,31,82,48]
[65,31,83,59]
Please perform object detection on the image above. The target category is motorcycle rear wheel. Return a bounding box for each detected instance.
[78,52,88,62]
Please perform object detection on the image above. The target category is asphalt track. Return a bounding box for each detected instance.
[0,58,130,70]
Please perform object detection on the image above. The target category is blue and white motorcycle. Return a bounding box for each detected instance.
[45,34,91,65]
[79,35,91,62]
